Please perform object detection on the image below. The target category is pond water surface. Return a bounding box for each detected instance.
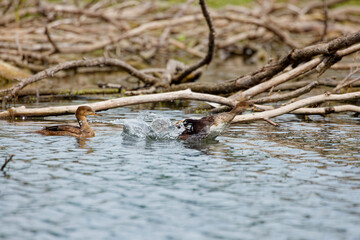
[0,101,359,240]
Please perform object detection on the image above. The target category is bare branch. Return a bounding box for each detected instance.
[0,89,235,119]
[233,92,360,123]
[333,68,360,93]
[2,57,160,99]
[171,0,216,84]
[320,0,328,42]
[44,25,60,54]
[1,155,14,171]
[253,81,318,104]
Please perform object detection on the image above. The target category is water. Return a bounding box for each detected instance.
[0,102,360,240]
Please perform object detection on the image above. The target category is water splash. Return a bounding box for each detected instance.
[119,112,184,140]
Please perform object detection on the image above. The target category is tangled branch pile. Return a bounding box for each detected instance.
[0,0,359,123]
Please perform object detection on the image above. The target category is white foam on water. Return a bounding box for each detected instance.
[118,112,184,140]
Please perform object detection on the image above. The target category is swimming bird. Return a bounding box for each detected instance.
[35,106,101,138]
[176,101,256,141]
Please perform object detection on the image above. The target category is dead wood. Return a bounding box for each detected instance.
[333,68,360,93]
[274,78,360,91]
[253,81,318,104]
[0,0,360,126]
[1,155,13,172]
[171,0,215,85]
[233,91,360,123]
[0,89,235,119]
[169,37,360,95]
[0,88,122,101]
[258,105,360,115]
[1,57,159,100]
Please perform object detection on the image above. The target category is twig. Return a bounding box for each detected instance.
[333,76,360,93]
[264,118,279,126]
[300,0,347,15]
[14,32,24,60]
[44,25,60,54]
[171,0,216,84]
[1,155,14,171]
[158,0,195,47]
[225,14,301,49]
[320,0,328,42]
[169,38,205,58]
[332,68,360,93]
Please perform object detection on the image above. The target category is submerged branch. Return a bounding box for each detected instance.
[1,155,14,171]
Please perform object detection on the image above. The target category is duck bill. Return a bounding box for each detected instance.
[90,112,102,116]
[174,120,184,127]
[252,105,265,112]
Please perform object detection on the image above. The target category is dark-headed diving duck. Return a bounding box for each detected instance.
[176,101,255,140]
[35,106,101,138]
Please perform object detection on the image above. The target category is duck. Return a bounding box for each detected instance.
[35,106,101,138]
[176,101,256,141]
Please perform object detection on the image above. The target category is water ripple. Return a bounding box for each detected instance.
[1,107,360,240]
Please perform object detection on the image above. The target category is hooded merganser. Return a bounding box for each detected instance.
[176,101,255,140]
[35,106,101,138]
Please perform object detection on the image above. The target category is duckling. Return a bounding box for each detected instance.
[35,106,100,138]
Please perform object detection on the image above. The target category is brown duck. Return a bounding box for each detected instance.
[35,106,101,138]
[176,101,256,140]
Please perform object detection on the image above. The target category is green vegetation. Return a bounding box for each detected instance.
[333,0,360,6]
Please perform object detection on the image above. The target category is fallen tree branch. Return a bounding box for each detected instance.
[170,33,360,95]
[0,88,122,100]
[2,57,159,99]
[291,105,360,115]
[233,91,360,122]
[0,89,236,119]
[253,81,318,104]
[274,78,360,91]
[254,104,360,115]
